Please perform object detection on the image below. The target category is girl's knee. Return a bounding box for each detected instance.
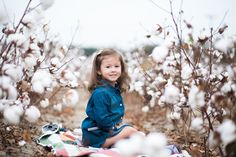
[124,126,138,135]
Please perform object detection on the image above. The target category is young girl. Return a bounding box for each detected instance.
[81,48,139,148]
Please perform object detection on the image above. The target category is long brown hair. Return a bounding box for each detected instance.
[88,48,130,93]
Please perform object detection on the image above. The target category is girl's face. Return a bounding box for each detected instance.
[98,55,122,86]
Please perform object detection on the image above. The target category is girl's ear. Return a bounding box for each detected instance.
[97,71,102,75]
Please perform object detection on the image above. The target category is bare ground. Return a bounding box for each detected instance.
[0,87,217,157]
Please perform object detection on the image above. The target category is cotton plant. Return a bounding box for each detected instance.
[124,16,236,156]
[115,132,169,157]
[0,0,84,125]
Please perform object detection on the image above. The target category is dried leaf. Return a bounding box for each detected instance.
[141,59,153,71]
[198,36,209,45]
[218,25,228,34]
[19,80,31,92]
[62,107,75,116]
[22,130,32,142]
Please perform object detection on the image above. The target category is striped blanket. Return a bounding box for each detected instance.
[36,124,190,157]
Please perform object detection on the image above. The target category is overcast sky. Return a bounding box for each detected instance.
[1,0,236,50]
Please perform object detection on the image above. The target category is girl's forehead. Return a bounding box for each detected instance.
[102,55,121,62]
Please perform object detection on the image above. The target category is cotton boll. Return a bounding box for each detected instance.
[181,63,192,80]
[53,103,62,112]
[221,82,232,93]
[191,117,203,131]
[50,57,61,68]
[32,81,44,94]
[62,89,79,107]
[144,133,167,149]
[115,133,143,156]
[59,70,78,87]
[6,85,17,100]
[3,105,24,124]
[40,98,49,108]
[3,64,23,82]
[151,46,169,63]
[216,119,236,146]
[7,34,26,46]
[188,85,205,109]
[25,106,41,123]
[0,102,9,112]
[142,105,149,112]
[31,70,52,93]
[133,81,144,92]
[143,132,168,157]
[17,92,30,107]
[4,108,20,124]
[168,111,181,120]
[225,65,235,81]
[163,84,179,104]
[18,140,26,146]
[24,55,37,68]
[163,36,176,48]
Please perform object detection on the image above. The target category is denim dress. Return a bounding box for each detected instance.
[81,80,129,147]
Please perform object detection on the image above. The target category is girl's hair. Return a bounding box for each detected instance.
[88,48,130,93]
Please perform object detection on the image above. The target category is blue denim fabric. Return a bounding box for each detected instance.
[81,80,126,147]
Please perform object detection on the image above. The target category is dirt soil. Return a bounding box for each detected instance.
[0,87,215,157]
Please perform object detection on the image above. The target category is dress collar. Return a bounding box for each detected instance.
[99,79,120,91]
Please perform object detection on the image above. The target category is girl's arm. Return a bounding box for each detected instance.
[92,91,115,131]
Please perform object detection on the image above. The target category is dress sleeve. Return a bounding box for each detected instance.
[92,91,115,131]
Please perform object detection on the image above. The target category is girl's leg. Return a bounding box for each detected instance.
[102,126,138,148]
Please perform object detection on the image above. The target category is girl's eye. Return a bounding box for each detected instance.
[115,65,120,68]
[105,66,110,68]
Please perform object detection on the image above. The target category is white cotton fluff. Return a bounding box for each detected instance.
[163,36,176,48]
[161,60,176,75]
[221,82,232,93]
[181,63,192,80]
[151,46,169,63]
[7,33,26,46]
[0,101,9,112]
[0,76,17,99]
[216,119,236,146]
[163,84,179,104]
[50,57,61,68]
[188,85,205,109]
[8,85,18,100]
[18,140,26,146]
[133,81,144,92]
[40,0,54,10]
[3,64,23,82]
[115,133,144,156]
[53,103,62,112]
[59,70,78,87]
[143,132,169,157]
[25,106,41,123]
[24,55,37,68]
[31,70,52,94]
[226,65,235,80]
[168,111,181,120]
[40,98,49,108]
[3,105,24,124]
[142,105,149,112]
[32,81,44,94]
[62,89,79,107]
[191,117,203,131]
